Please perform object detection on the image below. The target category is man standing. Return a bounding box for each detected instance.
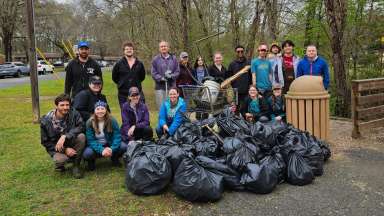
[227,45,251,107]
[73,76,109,122]
[151,41,180,109]
[40,94,85,178]
[251,43,273,98]
[279,40,301,93]
[65,41,102,98]
[112,42,146,110]
[297,45,330,89]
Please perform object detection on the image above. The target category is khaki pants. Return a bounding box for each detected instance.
[53,133,86,167]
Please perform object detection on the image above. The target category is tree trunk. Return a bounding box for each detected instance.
[264,0,278,41]
[246,0,263,58]
[324,0,351,117]
[180,0,189,52]
[192,0,213,58]
[2,32,13,62]
[229,0,240,48]
[303,0,318,46]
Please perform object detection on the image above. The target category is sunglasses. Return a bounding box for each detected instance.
[130,93,139,97]
[236,50,244,53]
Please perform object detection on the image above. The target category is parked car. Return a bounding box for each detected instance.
[37,60,54,75]
[0,62,30,78]
[53,60,64,67]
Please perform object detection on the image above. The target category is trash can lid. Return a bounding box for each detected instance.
[287,75,328,97]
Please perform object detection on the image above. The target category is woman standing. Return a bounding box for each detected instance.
[193,56,209,84]
[83,101,122,170]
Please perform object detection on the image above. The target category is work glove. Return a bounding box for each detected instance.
[164,70,172,79]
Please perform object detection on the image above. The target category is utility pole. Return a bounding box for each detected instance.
[25,0,40,123]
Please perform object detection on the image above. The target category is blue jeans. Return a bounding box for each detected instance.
[82,143,127,161]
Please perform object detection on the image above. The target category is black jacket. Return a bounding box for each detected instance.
[40,109,84,157]
[64,57,102,98]
[207,64,228,83]
[72,89,109,122]
[112,57,146,96]
[227,58,251,94]
[239,96,269,119]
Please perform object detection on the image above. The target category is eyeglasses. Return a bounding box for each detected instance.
[258,49,267,52]
[236,50,244,53]
[130,93,139,97]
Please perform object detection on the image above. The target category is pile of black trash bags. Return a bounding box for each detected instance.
[124,108,331,202]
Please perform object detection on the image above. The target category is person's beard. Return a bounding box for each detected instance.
[79,52,88,59]
[125,53,133,58]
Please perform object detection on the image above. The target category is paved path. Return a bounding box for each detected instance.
[191,120,384,216]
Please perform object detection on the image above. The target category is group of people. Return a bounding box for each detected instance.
[40,39,330,178]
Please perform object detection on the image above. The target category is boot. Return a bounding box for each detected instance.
[87,159,96,171]
[72,157,84,179]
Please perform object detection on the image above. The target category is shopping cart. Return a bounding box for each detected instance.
[180,85,238,117]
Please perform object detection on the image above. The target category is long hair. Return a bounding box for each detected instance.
[90,111,113,135]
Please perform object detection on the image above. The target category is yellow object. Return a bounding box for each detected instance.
[36,47,61,80]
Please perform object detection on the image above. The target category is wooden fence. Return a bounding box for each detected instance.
[351,78,384,138]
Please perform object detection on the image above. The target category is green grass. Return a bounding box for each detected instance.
[0,71,192,215]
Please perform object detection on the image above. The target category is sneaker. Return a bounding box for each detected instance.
[55,166,65,172]
[72,166,84,179]
[87,160,96,171]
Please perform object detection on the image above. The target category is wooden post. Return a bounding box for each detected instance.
[25,0,40,123]
[351,82,361,138]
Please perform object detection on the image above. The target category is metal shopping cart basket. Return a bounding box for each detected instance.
[180,85,238,117]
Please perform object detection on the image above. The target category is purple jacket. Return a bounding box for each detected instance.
[120,101,150,141]
[151,54,180,90]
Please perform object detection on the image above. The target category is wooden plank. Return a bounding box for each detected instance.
[291,99,298,128]
[286,98,292,123]
[357,93,384,106]
[305,99,313,135]
[358,118,384,130]
[353,78,384,92]
[298,99,305,131]
[357,105,384,120]
[313,99,320,138]
[320,98,327,140]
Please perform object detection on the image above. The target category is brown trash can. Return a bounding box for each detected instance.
[285,75,330,140]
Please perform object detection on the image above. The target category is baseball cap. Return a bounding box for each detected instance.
[129,86,140,96]
[78,41,90,48]
[179,52,188,59]
[270,42,281,52]
[89,76,102,85]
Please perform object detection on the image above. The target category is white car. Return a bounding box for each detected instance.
[37,60,54,75]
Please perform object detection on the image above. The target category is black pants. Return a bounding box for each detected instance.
[132,126,153,141]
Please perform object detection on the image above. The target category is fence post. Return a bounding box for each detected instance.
[351,81,361,138]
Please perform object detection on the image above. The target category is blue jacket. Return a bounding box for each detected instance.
[158,97,186,136]
[297,56,330,89]
[86,117,121,154]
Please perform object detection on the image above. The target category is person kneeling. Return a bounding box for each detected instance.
[120,87,153,149]
[240,85,269,122]
[156,88,186,138]
[268,84,286,122]
[83,101,122,171]
[40,94,85,179]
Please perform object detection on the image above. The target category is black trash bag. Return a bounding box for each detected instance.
[240,161,279,194]
[319,140,331,161]
[193,136,220,158]
[286,152,314,186]
[160,144,194,173]
[223,136,262,171]
[124,141,160,164]
[261,148,286,183]
[302,134,325,176]
[173,122,201,144]
[126,150,172,195]
[250,122,278,151]
[172,156,224,202]
[279,134,307,162]
[195,156,244,191]
[216,108,251,136]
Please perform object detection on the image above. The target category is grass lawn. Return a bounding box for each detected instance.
[0,71,192,215]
